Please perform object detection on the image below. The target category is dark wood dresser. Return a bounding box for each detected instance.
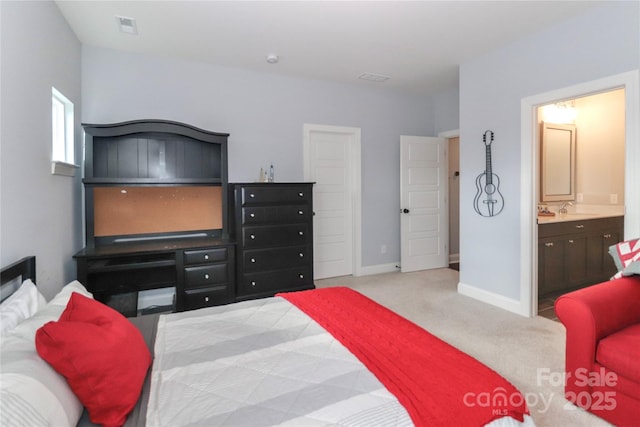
[230,183,315,300]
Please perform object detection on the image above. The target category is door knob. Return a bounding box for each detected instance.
[402,208,410,214]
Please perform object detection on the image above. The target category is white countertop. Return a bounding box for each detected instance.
[537,212,623,224]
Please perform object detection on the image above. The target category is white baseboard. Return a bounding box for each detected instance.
[457,281,527,317]
[357,262,400,276]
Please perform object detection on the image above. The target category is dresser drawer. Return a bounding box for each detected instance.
[240,186,311,205]
[183,247,228,265]
[241,205,311,225]
[183,285,232,310]
[242,224,309,248]
[238,267,313,297]
[243,246,309,272]
[184,264,228,288]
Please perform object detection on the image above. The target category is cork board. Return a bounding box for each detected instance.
[93,186,222,237]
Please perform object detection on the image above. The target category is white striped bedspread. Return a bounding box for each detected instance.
[147,296,536,427]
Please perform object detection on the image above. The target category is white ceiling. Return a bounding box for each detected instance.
[55,1,605,96]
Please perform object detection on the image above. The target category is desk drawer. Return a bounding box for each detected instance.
[183,285,231,310]
[183,247,228,265]
[184,264,228,288]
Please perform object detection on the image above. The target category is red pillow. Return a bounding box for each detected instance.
[35,293,151,427]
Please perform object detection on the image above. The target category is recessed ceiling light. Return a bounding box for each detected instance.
[358,72,390,83]
[266,54,279,64]
[116,15,138,35]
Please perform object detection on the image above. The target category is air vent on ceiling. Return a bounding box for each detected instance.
[358,72,390,83]
[116,15,138,35]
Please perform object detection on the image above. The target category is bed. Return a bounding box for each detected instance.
[1,257,535,427]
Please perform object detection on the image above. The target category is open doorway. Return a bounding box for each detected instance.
[535,89,625,321]
[520,70,640,318]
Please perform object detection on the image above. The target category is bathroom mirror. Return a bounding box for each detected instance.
[540,122,576,202]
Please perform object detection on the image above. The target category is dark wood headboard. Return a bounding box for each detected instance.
[0,256,36,302]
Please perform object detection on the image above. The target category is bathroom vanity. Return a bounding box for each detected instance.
[538,214,623,297]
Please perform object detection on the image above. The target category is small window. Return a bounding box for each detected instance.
[51,87,76,176]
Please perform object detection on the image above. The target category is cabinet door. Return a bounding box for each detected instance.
[588,230,621,283]
[566,236,588,287]
[539,238,565,296]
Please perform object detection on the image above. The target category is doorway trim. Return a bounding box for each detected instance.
[520,70,640,317]
[303,123,363,277]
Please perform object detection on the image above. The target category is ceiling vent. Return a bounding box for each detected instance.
[116,16,138,35]
[358,72,390,83]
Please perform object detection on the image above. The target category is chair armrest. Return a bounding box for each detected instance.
[555,277,640,395]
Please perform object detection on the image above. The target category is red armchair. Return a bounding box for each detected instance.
[555,276,640,426]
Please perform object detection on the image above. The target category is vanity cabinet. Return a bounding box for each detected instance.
[230,183,315,300]
[538,216,623,297]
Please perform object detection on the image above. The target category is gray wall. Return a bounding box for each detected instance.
[459,1,639,299]
[81,47,435,268]
[0,1,83,300]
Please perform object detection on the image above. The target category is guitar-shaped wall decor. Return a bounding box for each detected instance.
[474,130,504,217]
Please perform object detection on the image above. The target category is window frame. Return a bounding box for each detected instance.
[51,87,77,176]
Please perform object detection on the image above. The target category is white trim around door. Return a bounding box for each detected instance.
[520,70,640,317]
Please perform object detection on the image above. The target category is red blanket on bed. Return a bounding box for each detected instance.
[279,287,529,427]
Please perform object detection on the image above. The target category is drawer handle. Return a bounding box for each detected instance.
[250,234,256,239]
[250,193,255,198]
[204,254,209,260]
[545,242,554,247]
[298,210,303,215]
[251,258,256,263]
[205,296,209,302]
[575,224,585,229]
[298,192,304,197]
[250,213,255,218]
[568,240,574,243]
[299,253,304,258]
[251,281,256,286]
[604,233,612,238]
[204,274,210,279]
[298,231,304,236]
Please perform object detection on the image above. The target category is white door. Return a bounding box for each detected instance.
[304,124,361,279]
[400,135,448,272]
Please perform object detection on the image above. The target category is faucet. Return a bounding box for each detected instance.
[559,201,573,214]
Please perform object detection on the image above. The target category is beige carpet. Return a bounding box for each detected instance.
[315,268,612,427]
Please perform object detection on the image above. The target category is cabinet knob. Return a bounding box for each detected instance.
[298,210,303,215]
[250,213,255,218]
[204,254,209,260]
[251,258,256,263]
[604,233,612,238]
[299,274,304,279]
[299,253,304,258]
[250,193,255,198]
[250,234,256,239]
[204,274,210,279]
[251,281,256,286]
[545,242,554,247]
[298,192,304,197]
[205,296,209,302]
[575,224,585,229]
[298,231,304,236]
[568,240,574,243]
